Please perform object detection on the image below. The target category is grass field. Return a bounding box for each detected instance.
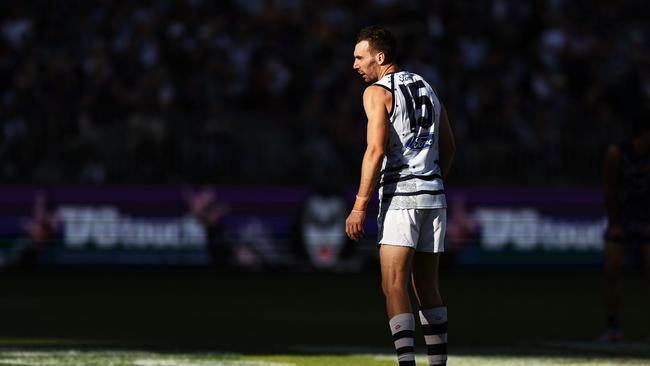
[0,270,649,365]
[1,349,650,365]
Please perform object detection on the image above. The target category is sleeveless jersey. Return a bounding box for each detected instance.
[373,71,447,210]
[616,139,650,224]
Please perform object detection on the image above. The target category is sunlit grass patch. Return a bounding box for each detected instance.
[1,350,649,366]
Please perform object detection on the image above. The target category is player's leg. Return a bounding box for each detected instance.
[412,252,443,307]
[600,236,626,342]
[412,253,447,366]
[378,209,418,366]
[380,244,415,317]
[412,209,447,366]
[380,244,416,366]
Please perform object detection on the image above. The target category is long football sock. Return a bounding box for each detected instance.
[419,306,448,366]
[389,313,416,366]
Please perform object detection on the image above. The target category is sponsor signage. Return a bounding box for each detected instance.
[444,189,607,267]
[0,187,607,269]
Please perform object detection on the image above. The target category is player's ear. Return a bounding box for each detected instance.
[376,51,385,65]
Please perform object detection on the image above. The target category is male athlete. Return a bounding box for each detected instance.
[600,115,650,343]
[345,26,455,366]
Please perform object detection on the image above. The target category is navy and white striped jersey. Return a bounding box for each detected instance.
[374,71,446,210]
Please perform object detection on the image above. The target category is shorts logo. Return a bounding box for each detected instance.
[406,133,433,150]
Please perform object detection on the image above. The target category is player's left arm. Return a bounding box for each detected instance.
[438,103,456,181]
[345,86,389,242]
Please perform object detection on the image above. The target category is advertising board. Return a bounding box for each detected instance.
[0,187,607,270]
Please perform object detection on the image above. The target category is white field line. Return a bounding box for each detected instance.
[0,359,293,366]
[0,351,295,366]
[133,359,293,366]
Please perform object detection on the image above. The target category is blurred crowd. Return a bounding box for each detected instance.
[1,0,648,186]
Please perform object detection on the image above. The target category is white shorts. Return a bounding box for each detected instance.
[377,208,446,253]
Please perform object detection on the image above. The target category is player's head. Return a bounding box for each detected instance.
[353,25,397,83]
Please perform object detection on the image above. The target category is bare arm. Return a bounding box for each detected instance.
[353,86,389,209]
[345,86,389,241]
[438,104,456,181]
[603,145,621,228]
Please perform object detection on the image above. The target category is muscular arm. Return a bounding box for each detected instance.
[345,86,389,241]
[438,104,456,181]
[353,86,389,209]
[603,145,621,227]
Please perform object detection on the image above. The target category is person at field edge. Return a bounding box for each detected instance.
[600,112,650,343]
[345,26,456,366]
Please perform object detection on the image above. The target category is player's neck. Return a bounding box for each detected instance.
[378,64,397,79]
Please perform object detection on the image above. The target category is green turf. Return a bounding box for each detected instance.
[0,270,648,364]
[0,350,650,366]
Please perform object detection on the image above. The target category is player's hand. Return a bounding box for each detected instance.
[345,210,366,242]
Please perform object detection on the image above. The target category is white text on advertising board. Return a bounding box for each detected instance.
[58,206,206,249]
[474,208,606,251]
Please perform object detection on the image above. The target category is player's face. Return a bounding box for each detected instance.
[353,40,380,83]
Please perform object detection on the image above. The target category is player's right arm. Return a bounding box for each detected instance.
[438,104,456,181]
[345,85,390,242]
[603,144,621,235]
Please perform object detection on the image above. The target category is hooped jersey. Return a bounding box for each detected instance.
[373,71,446,210]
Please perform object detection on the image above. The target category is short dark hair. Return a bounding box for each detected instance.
[356,25,397,64]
